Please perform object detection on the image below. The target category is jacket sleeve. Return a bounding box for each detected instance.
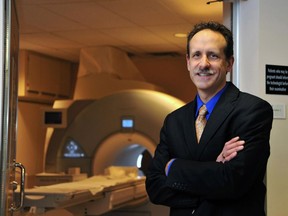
[145,116,201,208]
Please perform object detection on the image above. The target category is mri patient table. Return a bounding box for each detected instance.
[20,174,147,215]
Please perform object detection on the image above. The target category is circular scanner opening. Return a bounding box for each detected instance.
[92,133,156,176]
[112,144,152,176]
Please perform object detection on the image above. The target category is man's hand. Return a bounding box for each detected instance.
[216,136,245,163]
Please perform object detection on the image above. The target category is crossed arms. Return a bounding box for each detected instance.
[165,136,245,175]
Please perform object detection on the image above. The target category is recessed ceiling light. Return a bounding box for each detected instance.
[174,33,187,38]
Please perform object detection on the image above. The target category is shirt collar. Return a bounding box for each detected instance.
[196,84,227,119]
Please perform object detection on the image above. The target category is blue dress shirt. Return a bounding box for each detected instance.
[196,84,228,120]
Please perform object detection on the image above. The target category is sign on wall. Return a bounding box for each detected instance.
[266,64,288,95]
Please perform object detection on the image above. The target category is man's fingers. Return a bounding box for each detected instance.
[227,140,245,150]
[225,136,240,145]
[224,145,244,158]
[223,151,237,162]
[224,139,245,151]
[222,137,245,162]
[217,136,245,163]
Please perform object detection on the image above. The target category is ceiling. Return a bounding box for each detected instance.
[15,0,223,62]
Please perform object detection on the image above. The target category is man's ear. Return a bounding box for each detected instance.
[227,56,234,72]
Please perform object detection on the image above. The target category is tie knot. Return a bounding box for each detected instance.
[199,105,208,117]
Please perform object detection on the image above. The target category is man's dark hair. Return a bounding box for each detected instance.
[187,21,234,60]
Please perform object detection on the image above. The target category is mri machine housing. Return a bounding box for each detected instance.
[44,90,184,176]
[24,89,184,215]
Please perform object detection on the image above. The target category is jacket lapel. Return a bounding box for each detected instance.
[197,83,240,157]
[182,101,198,158]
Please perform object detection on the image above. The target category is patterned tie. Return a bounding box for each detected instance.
[195,105,208,143]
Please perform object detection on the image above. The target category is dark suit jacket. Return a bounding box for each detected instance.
[146,82,273,216]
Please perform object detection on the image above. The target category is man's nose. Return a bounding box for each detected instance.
[199,56,210,69]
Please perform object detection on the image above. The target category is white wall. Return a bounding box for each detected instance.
[235,0,288,215]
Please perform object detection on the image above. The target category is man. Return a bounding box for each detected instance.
[145,21,273,216]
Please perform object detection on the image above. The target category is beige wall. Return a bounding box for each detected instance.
[17,102,51,187]
[132,55,197,103]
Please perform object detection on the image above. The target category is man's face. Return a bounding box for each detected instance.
[186,29,234,99]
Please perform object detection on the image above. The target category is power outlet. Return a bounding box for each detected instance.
[272,104,286,119]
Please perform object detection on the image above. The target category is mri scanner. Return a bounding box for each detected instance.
[21,89,184,215]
